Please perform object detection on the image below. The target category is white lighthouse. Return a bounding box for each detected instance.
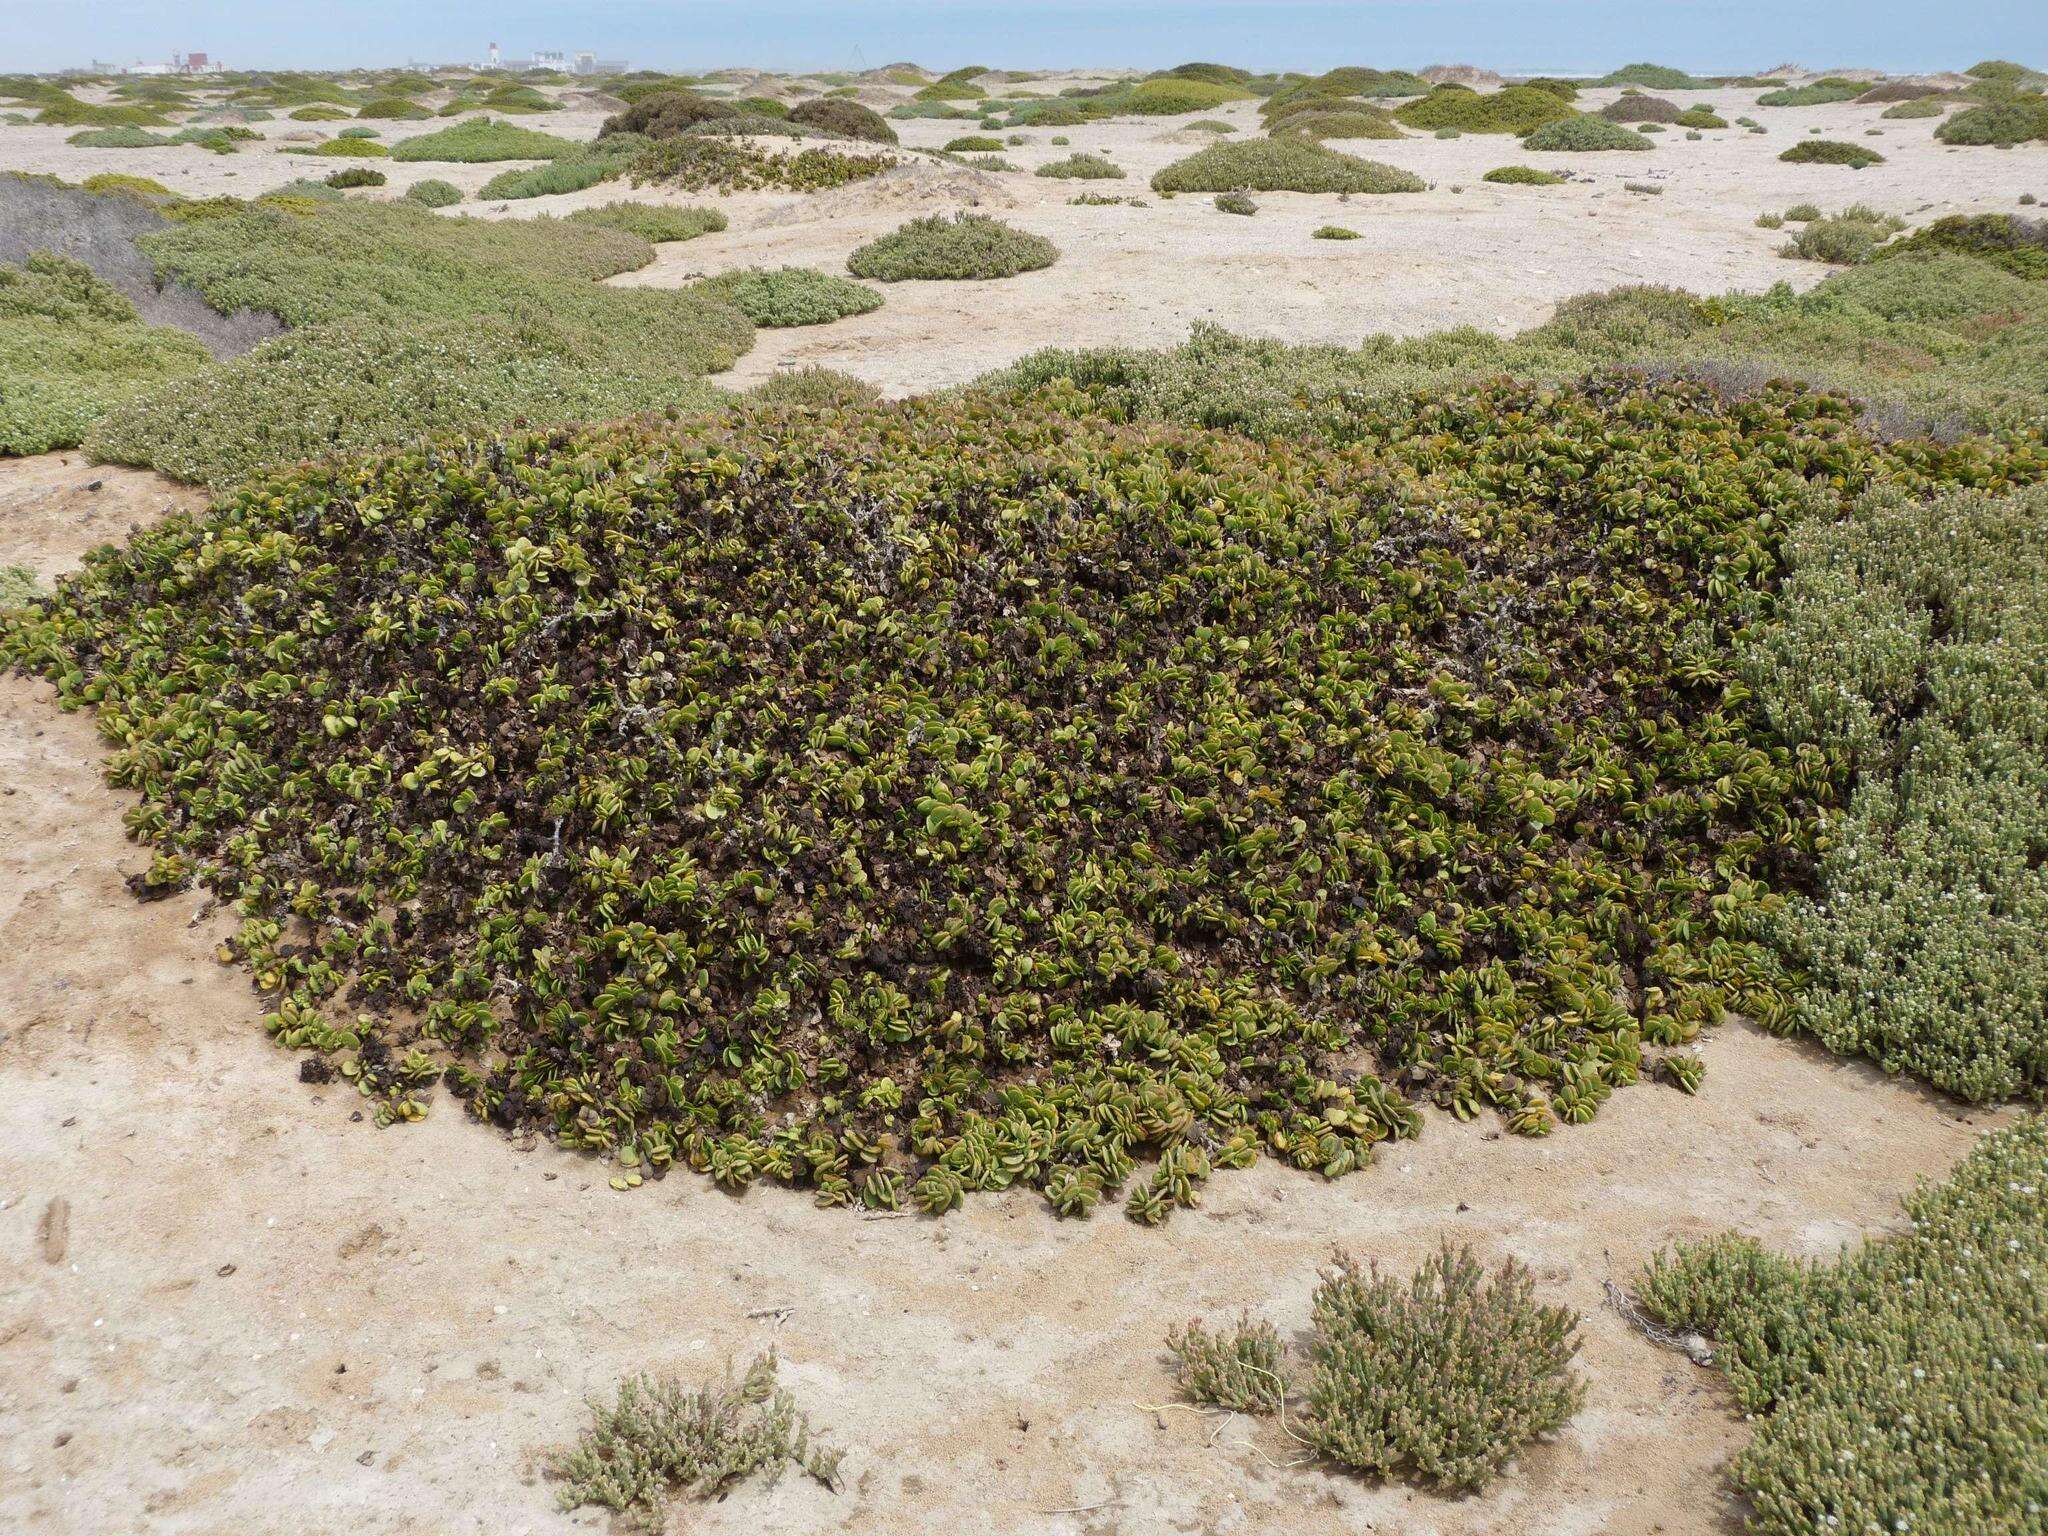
[487,40,501,68]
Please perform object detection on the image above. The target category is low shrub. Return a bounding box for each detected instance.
[915,80,985,102]
[392,117,586,162]
[32,94,173,128]
[1876,213,2048,279]
[628,138,894,194]
[1778,205,1904,264]
[1601,93,1681,123]
[1520,77,1581,100]
[1673,106,1728,129]
[1166,1316,1286,1413]
[746,365,881,410]
[787,96,897,143]
[1036,152,1124,179]
[1313,224,1361,237]
[402,178,462,208]
[1393,84,1576,134]
[479,158,615,199]
[80,173,173,198]
[324,167,387,189]
[687,266,882,326]
[1151,137,1424,193]
[1270,108,1404,141]
[1778,138,1885,166]
[1117,77,1254,115]
[1483,164,1567,184]
[1881,97,1947,119]
[355,97,431,121]
[1757,79,1865,107]
[1522,115,1653,151]
[1214,190,1257,215]
[1598,63,1708,89]
[289,106,353,122]
[1636,1117,2048,1535]
[548,1354,841,1526]
[846,211,1057,280]
[1185,119,1235,133]
[1784,201,1822,221]
[1937,97,2048,146]
[943,135,1003,152]
[287,138,391,160]
[566,202,726,242]
[65,127,171,149]
[600,90,737,140]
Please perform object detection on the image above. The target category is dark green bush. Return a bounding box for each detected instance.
[402,178,462,208]
[1937,97,2048,146]
[847,212,1057,279]
[354,97,431,121]
[1522,116,1653,151]
[1151,138,1423,193]
[1393,85,1576,134]
[1778,138,1885,167]
[943,135,1004,152]
[1214,190,1256,215]
[787,97,897,143]
[1674,106,1729,128]
[601,90,738,140]
[1881,97,1946,119]
[323,167,387,189]
[1270,108,1404,141]
[1601,93,1681,123]
[1598,63,1707,89]
[629,138,894,193]
[1312,224,1361,237]
[1483,164,1567,184]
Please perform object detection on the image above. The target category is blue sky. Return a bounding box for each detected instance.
[7,0,2042,77]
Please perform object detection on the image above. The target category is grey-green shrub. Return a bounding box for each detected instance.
[1036,152,1124,179]
[1522,116,1653,152]
[1744,483,2048,1102]
[687,266,881,326]
[846,213,1057,281]
[1165,1316,1286,1413]
[1313,224,1361,238]
[566,202,726,242]
[1483,164,1567,185]
[1637,1116,2048,1536]
[401,178,462,208]
[1151,138,1423,193]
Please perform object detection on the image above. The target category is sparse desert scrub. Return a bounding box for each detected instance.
[787,96,897,143]
[1151,137,1423,193]
[1165,1316,1286,1413]
[286,137,391,159]
[1600,92,1681,123]
[1778,138,1884,167]
[1674,106,1729,128]
[1778,205,1904,264]
[1757,78,1865,107]
[353,97,431,120]
[402,178,462,208]
[323,167,387,189]
[289,105,354,122]
[599,90,739,139]
[630,137,894,193]
[687,266,882,326]
[565,202,726,242]
[1483,164,1567,184]
[1114,78,1254,114]
[1184,118,1235,133]
[1881,96,1947,119]
[1214,190,1257,214]
[1937,97,2048,146]
[1393,84,1576,133]
[548,1354,841,1530]
[847,211,1057,279]
[1876,213,2048,278]
[1522,115,1652,151]
[1520,76,1581,100]
[1637,1116,2048,1536]
[1599,62,1708,89]
[1035,151,1124,178]
[1269,108,1405,140]
[747,365,882,409]
[390,117,586,161]
[1313,223,1361,237]
[64,127,172,149]
[943,135,1004,152]
[80,173,174,199]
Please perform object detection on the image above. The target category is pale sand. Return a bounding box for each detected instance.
[0,72,2036,1536]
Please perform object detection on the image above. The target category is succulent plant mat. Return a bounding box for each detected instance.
[6,376,2038,1218]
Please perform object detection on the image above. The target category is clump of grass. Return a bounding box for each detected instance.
[1392,85,1576,134]
[1313,224,1361,238]
[1165,1316,1286,1413]
[1636,1117,2048,1536]
[1522,115,1653,152]
[1151,137,1423,193]
[566,201,726,242]
[1779,138,1885,167]
[1303,1245,1583,1491]
[1483,164,1567,185]
[687,266,882,326]
[1214,190,1257,215]
[847,211,1056,280]
[548,1354,841,1532]
[402,178,462,208]
[1036,152,1123,179]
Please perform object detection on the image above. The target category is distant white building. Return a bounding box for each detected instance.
[120,52,222,76]
[532,49,567,70]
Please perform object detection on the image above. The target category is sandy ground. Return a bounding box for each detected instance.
[0,449,2014,1535]
[3,78,2044,396]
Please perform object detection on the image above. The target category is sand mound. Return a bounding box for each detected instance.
[1421,64,1506,89]
[756,158,1018,225]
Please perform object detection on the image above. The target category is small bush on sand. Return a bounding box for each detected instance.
[1166,1316,1286,1413]
[479,157,617,199]
[1881,97,1947,120]
[80,173,173,198]
[354,97,431,121]
[630,137,893,193]
[403,178,462,207]
[1484,164,1567,184]
[1601,93,1681,123]
[1636,1117,2048,1536]
[1271,108,1405,141]
[1521,77,1581,100]
[1937,98,2048,146]
[1393,85,1575,134]
[1675,106,1729,129]
[1119,77,1254,114]
[1599,63,1707,89]
[688,266,882,326]
[1758,79,1865,107]
[392,117,585,162]
[1523,116,1652,151]
[1313,224,1361,237]
[1036,152,1124,179]
[289,105,353,122]
[549,1354,841,1530]
[747,365,882,409]
[1875,212,2048,279]
[1779,206,1903,264]
[566,202,726,242]
[787,96,897,143]
[1151,137,1424,193]
[600,90,737,139]
[1185,118,1235,133]
[324,167,387,189]
[1778,138,1884,167]
[944,134,1004,151]
[66,127,171,148]
[32,94,173,128]
[1214,190,1257,215]
[1784,201,1822,220]
[288,137,391,160]
[847,212,1057,280]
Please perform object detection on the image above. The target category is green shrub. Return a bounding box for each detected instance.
[32,94,173,128]
[1881,96,1947,119]
[1778,138,1884,167]
[566,202,726,242]
[1270,108,1404,141]
[549,1354,841,1527]
[324,166,387,189]
[1522,115,1653,151]
[1393,84,1576,134]
[0,252,209,455]
[1601,93,1681,123]
[403,178,462,208]
[287,137,391,159]
[1003,99,1089,127]
[1159,62,1253,87]
[1673,106,1728,128]
[289,105,354,122]
[479,157,615,199]
[1214,190,1257,215]
[1877,213,2048,279]
[1303,1246,1583,1491]
[601,92,740,142]
[391,117,585,161]
[746,366,881,410]
[1784,201,1822,221]
[1165,1316,1286,1413]
[0,565,43,611]
[1520,77,1580,100]
[915,80,985,102]
[336,126,379,141]
[1966,58,2044,84]
[1637,1117,2048,1536]
[65,127,171,149]
[787,97,896,143]
[1598,63,1707,89]
[943,135,1003,152]
[1150,137,1424,193]
[1778,206,1903,264]
[1117,77,1253,114]
[628,138,894,193]
[1744,483,2048,1100]
[687,266,881,326]
[1483,164,1567,184]
[1290,66,1431,99]
[1757,79,1865,107]
[80,173,173,198]
[1035,152,1124,179]
[1313,224,1361,238]
[846,212,1057,280]
[1937,97,2048,146]
[354,97,431,121]
[1184,118,1235,133]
